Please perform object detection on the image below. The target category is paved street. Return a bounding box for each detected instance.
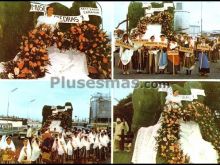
[114,53,220,79]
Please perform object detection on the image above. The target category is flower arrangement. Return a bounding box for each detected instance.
[155,101,220,163]
[131,11,174,40]
[0,23,111,79]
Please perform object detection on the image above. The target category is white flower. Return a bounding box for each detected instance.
[40,66,45,72]
[8,73,14,79]
[14,67,20,76]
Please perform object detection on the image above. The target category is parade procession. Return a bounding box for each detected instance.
[114,2,220,78]
[115,33,220,76]
[0,128,111,164]
[0,80,111,164]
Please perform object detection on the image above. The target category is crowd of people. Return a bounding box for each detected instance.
[116,32,220,77]
[0,126,111,164]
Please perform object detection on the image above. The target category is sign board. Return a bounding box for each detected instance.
[30,2,48,13]
[167,50,179,56]
[144,42,159,47]
[54,15,83,24]
[115,40,133,49]
[157,42,167,48]
[197,45,210,51]
[179,47,194,53]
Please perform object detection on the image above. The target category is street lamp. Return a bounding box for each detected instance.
[27,99,36,120]
[7,88,18,117]
[201,1,203,36]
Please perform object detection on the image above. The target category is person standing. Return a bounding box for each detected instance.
[26,125,32,143]
[132,33,146,73]
[158,34,168,74]
[113,118,129,152]
[147,36,159,74]
[183,36,195,75]
[198,38,210,76]
[118,33,134,75]
[211,39,219,63]
[167,38,180,74]
[18,138,32,163]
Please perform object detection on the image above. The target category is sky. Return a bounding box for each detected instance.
[0,80,110,121]
[113,1,220,32]
[112,80,135,106]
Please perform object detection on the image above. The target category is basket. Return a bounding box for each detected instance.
[42,152,51,162]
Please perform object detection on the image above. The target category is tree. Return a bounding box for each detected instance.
[114,93,133,129]
[70,1,102,28]
[127,1,145,32]
[131,81,204,134]
[0,2,34,61]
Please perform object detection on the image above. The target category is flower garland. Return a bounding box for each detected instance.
[0,23,111,79]
[155,102,190,164]
[155,101,220,163]
[131,11,174,39]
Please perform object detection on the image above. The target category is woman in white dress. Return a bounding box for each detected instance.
[119,33,134,75]
[132,90,219,163]
[31,137,41,163]
[66,136,74,160]
[1,136,16,152]
[18,138,32,163]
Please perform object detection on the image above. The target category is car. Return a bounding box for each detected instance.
[18,128,27,140]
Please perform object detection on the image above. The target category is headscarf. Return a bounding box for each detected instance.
[18,139,32,162]
[0,135,6,149]
[31,138,41,161]
[1,136,16,152]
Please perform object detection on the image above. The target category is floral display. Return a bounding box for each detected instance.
[155,101,220,163]
[130,11,174,40]
[0,23,111,79]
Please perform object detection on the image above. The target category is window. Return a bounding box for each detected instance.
[176,3,182,10]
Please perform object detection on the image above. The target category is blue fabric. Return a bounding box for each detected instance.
[199,52,209,69]
[159,52,167,66]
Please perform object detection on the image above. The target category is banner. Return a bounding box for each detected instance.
[144,42,159,47]
[158,87,205,102]
[157,42,167,48]
[178,95,194,101]
[197,45,210,51]
[30,2,101,23]
[191,89,205,99]
[167,50,179,56]
[115,40,133,49]
[132,39,148,44]
[132,39,167,48]
[179,46,194,53]
[79,7,101,21]
[54,15,83,24]
[30,2,48,13]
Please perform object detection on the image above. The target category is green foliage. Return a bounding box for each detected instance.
[132,82,161,133]
[151,2,164,8]
[0,2,34,61]
[114,93,133,129]
[70,1,102,28]
[128,1,145,32]
[203,82,220,111]
[131,82,206,134]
